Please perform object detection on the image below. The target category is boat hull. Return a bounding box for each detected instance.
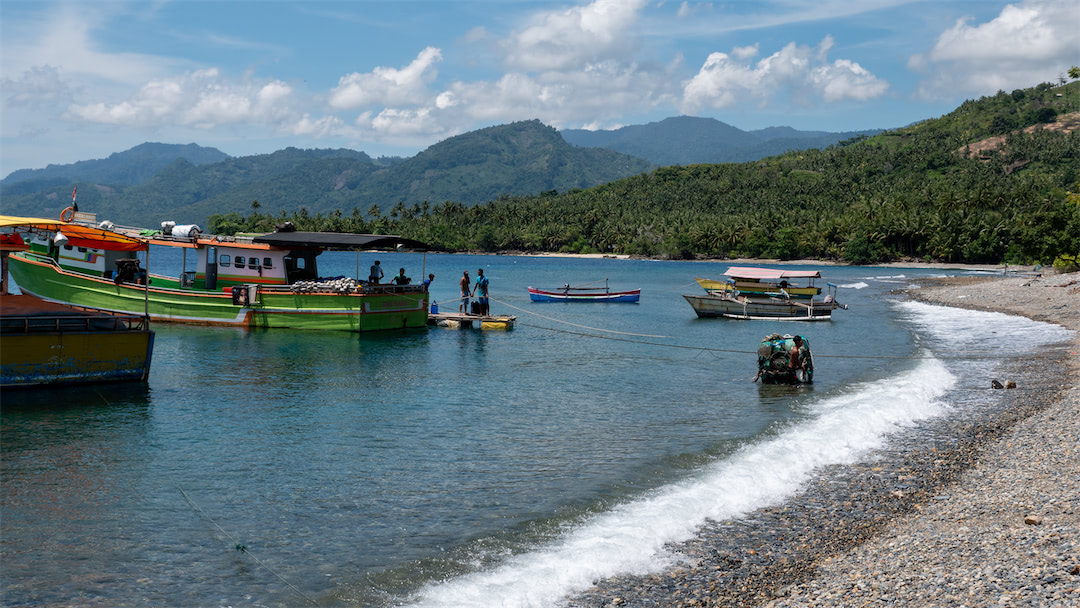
[683,294,834,321]
[8,253,428,332]
[1,297,154,388]
[528,287,640,302]
[695,277,820,299]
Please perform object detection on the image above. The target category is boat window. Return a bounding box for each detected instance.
[78,247,87,253]
[63,245,73,250]
[235,256,246,269]
[262,257,273,269]
[219,254,230,267]
[249,257,260,269]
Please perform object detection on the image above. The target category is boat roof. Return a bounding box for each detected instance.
[724,266,822,280]
[0,214,148,251]
[252,231,430,251]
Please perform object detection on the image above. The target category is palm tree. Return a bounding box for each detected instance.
[1069,67,1080,111]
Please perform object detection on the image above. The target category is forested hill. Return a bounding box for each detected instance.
[213,81,1080,267]
[0,121,649,228]
[561,116,881,166]
[1,142,229,191]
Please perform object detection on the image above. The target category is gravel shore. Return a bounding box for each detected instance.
[568,270,1080,608]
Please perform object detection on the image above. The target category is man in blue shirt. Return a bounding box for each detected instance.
[471,268,489,315]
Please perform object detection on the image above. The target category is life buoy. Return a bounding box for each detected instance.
[60,207,75,222]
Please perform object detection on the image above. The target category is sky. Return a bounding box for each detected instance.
[2,0,1078,178]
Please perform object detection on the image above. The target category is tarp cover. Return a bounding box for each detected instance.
[252,231,430,251]
[0,214,148,251]
[724,266,821,280]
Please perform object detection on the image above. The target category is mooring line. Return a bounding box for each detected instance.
[490,297,670,338]
[513,320,1071,360]
[177,487,320,606]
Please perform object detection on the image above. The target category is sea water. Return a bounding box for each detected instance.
[1,254,1072,607]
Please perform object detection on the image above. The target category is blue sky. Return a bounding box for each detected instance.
[2,0,1078,178]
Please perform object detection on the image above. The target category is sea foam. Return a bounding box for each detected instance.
[406,303,1072,608]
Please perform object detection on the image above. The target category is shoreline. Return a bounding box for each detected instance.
[567,271,1079,608]
[504,251,1041,273]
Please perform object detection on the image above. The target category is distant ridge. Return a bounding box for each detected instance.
[1,142,229,190]
[0,121,650,228]
[560,116,882,166]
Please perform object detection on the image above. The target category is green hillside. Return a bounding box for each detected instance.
[215,81,1080,266]
[0,121,650,228]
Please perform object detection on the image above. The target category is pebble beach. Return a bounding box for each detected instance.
[569,270,1080,608]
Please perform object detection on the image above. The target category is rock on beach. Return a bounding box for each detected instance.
[568,270,1080,608]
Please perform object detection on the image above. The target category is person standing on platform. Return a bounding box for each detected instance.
[423,273,435,291]
[472,268,490,316]
[369,260,384,284]
[459,270,471,313]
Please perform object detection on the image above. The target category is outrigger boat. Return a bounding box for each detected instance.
[5,210,431,332]
[684,269,846,321]
[696,267,823,299]
[528,279,640,303]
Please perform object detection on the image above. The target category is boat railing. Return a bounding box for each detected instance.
[256,283,427,296]
[0,312,149,335]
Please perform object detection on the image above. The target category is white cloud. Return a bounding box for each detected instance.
[65,69,302,131]
[1,65,71,107]
[501,0,647,71]
[680,37,888,112]
[2,4,183,88]
[328,47,443,109]
[911,0,1080,98]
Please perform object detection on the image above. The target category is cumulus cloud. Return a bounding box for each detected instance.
[501,0,647,71]
[910,0,1080,98]
[328,47,443,109]
[680,36,888,112]
[65,69,301,130]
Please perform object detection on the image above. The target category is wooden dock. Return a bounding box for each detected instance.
[427,311,516,330]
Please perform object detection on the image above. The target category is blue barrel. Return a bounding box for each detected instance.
[431,302,438,314]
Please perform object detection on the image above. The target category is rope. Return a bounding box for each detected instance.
[177,487,320,606]
[490,297,670,338]
[511,320,1070,361]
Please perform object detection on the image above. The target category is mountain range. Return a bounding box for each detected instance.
[0,117,879,228]
[561,116,880,166]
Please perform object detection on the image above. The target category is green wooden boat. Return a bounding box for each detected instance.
[6,212,431,332]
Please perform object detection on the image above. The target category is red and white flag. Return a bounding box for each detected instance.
[72,186,77,204]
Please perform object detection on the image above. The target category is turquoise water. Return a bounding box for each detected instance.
[2,254,1070,607]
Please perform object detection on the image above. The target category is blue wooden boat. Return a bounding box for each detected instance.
[528,280,640,303]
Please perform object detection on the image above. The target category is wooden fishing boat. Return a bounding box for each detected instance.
[683,293,838,321]
[5,210,431,332]
[696,267,823,299]
[684,271,845,321]
[528,280,640,302]
[2,216,154,387]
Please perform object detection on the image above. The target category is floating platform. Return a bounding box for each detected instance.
[427,311,516,330]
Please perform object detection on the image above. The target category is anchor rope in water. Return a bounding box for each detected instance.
[177,487,320,607]
[489,297,669,338]
[516,323,1071,360]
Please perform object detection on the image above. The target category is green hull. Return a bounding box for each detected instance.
[8,253,428,332]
